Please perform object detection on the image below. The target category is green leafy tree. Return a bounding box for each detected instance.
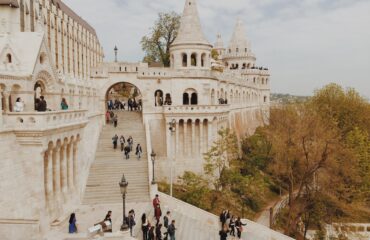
[141,12,181,67]
[177,171,210,209]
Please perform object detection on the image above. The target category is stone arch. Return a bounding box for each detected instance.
[105,82,143,111]
[183,92,189,105]
[6,53,12,63]
[154,90,164,107]
[191,53,197,66]
[191,92,198,105]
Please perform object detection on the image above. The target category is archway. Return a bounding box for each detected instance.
[105,82,142,111]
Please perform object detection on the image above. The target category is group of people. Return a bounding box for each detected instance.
[140,194,176,240]
[112,134,142,160]
[106,111,118,127]
[12,96,69,112]
[107,98,142,111]
[218,98,228,105]
[219,210,246,240]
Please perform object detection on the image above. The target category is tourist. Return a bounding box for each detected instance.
[154,204,162,226]
[153,194,160,212]
[109,111,114,124]
[219,210,226,227]
[141,213,149,240]
[105,111,110,124]
[148,226,155,240]
[128,136,133,151]
[112,134,118,149]
[103,210,113,233]
[38,96,47,112]
[14,97,24,112]
[219,225,229,240]
[128,209,136,237]
[167,220,176,240]
[120,136,126,152]
[229,215,236,237]
[136,144,143,159]
[113,114,118,128]
[235,217,246,239]
[124,145,131,159]
[156,223,163,240]
[68,213,77,234]
[104,211,112,223]
[61,98,69,110]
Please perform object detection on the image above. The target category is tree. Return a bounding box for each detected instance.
[203,128,239,191]
[141,12,181,67]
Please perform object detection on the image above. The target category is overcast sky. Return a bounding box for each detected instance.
[64,0,370,98]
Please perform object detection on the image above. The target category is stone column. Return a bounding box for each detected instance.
[199,121,204,157]
[187,54,191,67]
[73,141,78,189]
[53,145,61,213]
[175,121,179,157]
[197,54,201,67]
[183,121,188,156]
[191,121,196,157]
[44,149,53,213]
[208,120,213,151]
[3,92,10,113]
[67,142,73,190]
[60,144,68,201]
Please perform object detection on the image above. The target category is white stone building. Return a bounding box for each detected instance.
[0,0,270,238]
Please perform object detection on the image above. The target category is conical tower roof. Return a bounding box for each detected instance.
[172,0,211,47]
[229,18,249,49]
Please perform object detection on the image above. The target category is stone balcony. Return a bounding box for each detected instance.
[3,110,88,132]
[163,104,230,115]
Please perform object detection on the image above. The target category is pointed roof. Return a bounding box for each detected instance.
[214,33,224,49]
[229,18,249,49]
[172,0,211,47]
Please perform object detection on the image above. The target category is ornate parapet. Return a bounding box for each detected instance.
[163,104,230,116]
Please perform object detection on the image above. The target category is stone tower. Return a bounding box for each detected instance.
[170,0,212,69]
[223,18,256,70]
[213,33,225,59]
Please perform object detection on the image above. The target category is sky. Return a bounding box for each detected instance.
[64,0,370,98]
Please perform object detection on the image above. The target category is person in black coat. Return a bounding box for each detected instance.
[235,217,247,239]
[156,223,163,240]
[219,226,229,240]
[124,145,131,159]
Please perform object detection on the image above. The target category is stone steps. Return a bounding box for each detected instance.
[83,111,150,205]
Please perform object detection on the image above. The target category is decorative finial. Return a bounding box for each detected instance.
[114,46,118,62]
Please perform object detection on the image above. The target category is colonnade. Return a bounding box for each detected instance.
[43,136,80,217]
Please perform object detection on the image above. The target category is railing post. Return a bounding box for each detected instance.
[269,207,273,229]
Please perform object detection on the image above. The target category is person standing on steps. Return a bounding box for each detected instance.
[163,211,171,239]
[128,209,136,237]
[148,225,155,240]
[128,136,133,151]
[112,134,118,149]
[113,114,118,128]
[124,145,131,159]
[235,217,246,239]
[167,220,176,240]
[120,136,126,152]
[156,223,163,240]
[136,144,143,159]
[105,111,110,124]
[154,204,162,226]
[141,213,149,240]
[152,194,161,213]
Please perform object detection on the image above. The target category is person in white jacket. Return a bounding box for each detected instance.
[14,97,24,112]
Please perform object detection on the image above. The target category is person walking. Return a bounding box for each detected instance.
[128,209,136,237]
[112,134,118,149]
[154,204,162,226]
[141,213,149,240]
[219,225,229,240]
[229,215,236,237]
[124,145,131,159]
[163,211,171,239]
[148,226,155,240]
[61,98,69,110]
[14,97,24,112]
[128,136,133,151]
[38,96,47,112]
[156,223,163,240]
[152,194,160,213]
[68,213,77,233]
[136,144,143,159]
[167,220,176,240]
[235,217,246,239]
[219,210,226,228]
[105,111,110,124]
[120,136,126,152]
[113,114,118,128]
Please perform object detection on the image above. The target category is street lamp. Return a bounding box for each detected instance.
[151,150,156,184]
[114,46,118,62]
[119,174,129,231]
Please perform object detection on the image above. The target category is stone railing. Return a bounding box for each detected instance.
[326,223,370,240]
[4,110,88,131]
[163,105,230,115]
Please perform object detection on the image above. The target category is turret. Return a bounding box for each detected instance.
[223,19,256,70]
[170,0,212,69]
[213,33,225,59]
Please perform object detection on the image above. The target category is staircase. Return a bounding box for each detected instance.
[83,111,150,205]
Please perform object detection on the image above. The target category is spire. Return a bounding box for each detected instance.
[172,0,211,47]
[229,18,249,49]
[214,33,224,49]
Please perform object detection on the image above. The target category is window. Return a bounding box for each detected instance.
[191,53,197,66]
[191,93,198,105]
[264,96,267,103]
[183,93,189,105]
[154,90,163,107]
[182,53,187,67]
[164,94,172,105]
[6,54,12,63]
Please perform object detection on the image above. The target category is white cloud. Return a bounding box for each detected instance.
[63,0,370,98]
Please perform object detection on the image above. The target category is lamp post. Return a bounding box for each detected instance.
[119,174,129,231]
[114,46,118,62]
[151,150,156,184]
[169,119,176,197]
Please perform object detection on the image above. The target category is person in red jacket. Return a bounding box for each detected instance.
[152,194,160,211]
[154,204,162,226]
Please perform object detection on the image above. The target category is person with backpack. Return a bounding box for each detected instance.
[167,220,176,240]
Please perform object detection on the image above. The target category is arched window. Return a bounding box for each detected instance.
[154,90,163,107]
[191,53,197,66]
[183,93,189,105]
[6,54,12,63]
[182,53,187,67]
[242,63,246,69]
[164,93,172,105]
[191,93,198,105]
[264,96,267,103]
[201,53,206,67]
